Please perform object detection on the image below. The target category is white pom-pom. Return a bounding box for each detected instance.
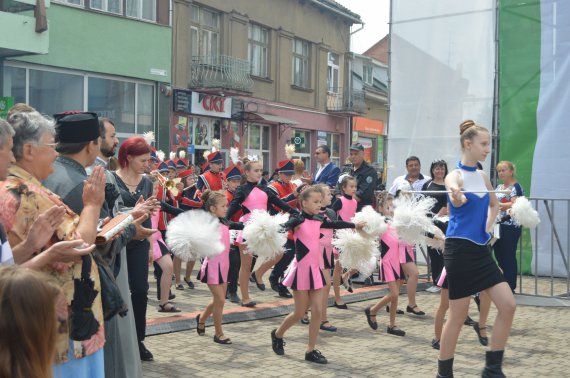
[393,195,436,244]
[285,144,295,159]
[333,230,379,277]
[242,210,289,263]
[510,196,540,228]
[352,205,388,239]
[156,150,165,162]
[230,147,240,165]
[178,150,186,159]
[143,131,155,145]
[203,150,210,160]
[166,211,224,261]
[425,225,445,250]
[169,151,176,161]
[212,138,221,152]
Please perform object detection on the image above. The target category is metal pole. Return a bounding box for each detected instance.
[491,0,501,185]
[385,0,393,184]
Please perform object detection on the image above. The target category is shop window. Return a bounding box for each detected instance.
[192,117,222,167]
[291,129,311,170]
[29,69,84,119]
[245,124,271,172]
[249,24,269,78]
[137,83,154,134]
[88,77,136,134]
[191,5,219,57]
[292,39,310,88]
[2,66,26,105]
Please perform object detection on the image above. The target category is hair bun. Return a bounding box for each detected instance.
[459,120,476,135]
[201,189,211,203]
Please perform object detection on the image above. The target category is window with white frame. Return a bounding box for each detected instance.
[291,129,311,170]
[191,5,220,57]
[327,52,339,93]
[249,24,269,78]
[126,0,156,22]
[363,63,373,85]
[3,63,155,139]
[90,0,122,14]
[292,39,310,88]
[245,124,271,172]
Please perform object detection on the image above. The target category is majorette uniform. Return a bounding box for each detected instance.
[226,181,299,244]
[224,165,244,222]
[197,151,224,191]
[281,212,356,291]
[379,223,404,282]
[444,162,505,300]
[197,217,244,284]
[331,194,358,256]
[176,168,202,210]
[319,208,338,270]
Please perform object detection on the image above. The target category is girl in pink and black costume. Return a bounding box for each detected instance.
[226,159,299,307]
[330,175,358,307]
[196,190,244,344]
[271,186,363,364]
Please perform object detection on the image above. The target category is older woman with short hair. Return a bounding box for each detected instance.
[0,111,106,377]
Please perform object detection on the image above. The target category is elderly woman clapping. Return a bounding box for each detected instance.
[0,111,107,373]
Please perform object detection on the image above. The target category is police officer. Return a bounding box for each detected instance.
[347,142,378,211]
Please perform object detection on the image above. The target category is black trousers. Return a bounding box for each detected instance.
[126,240,150,343]
[227,245,241,294]
[493,224,522,291]
[269,239,295,285]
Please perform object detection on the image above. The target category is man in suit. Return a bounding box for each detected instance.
[311,145,340,188]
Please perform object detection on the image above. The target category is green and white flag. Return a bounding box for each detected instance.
[500,0,569,276]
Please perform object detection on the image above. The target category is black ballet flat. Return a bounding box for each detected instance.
[473,322,489,346]
[196,314,205,336]
[184,278,195,289]
[464,315,476,326]
[158,303,181,313]
[334,301,348,309]
[241,301,257,308]
[431,339,441,350]
[386,305,404,315]
[406,305,425,316]
[364,306,378,330]
[250,272,266,291]
[214,335,232,345]
[387,325,406,337]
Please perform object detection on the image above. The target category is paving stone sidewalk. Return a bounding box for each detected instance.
[142,290,570,377]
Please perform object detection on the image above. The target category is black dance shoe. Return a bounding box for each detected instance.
[213,335,232,345]
[464,315,476,326]
[305,349,328,364]
[473,322,489,346]
[431,339,440,350]
[271,329,285,355]
[334,301,348,309]
[386,305,404,315]
[406,305,425,316]
[387,325,406,336]
[138,342,154,362]
[364,307,378,330]
[184,277,195,289]
[436,358,454,378]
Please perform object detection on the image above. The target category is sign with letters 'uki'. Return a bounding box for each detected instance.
[191,92,232,118]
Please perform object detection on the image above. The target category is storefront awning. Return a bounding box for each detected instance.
[242,112,299,125]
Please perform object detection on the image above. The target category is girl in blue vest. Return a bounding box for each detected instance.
[436,120,516,378]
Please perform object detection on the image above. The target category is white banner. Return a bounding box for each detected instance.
[388,0,495,182]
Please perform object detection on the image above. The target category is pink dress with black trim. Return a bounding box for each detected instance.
[319,209,335,269]
[332,195,358,257]
[399,241,415,263]
[198,219,244,284]
[151,211,170,261]
[236,187,268,244]
[379,224,404,282]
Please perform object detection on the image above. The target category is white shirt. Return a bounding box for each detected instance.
[315,162,331,181]
[388,174,430,196]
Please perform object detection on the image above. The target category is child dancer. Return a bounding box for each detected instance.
[437,120,516,378]
[331,175,358,307]
[316,184,337,332]
[271,186,363,364]
[196,190,244,344]
[226,159,299,307]
[363,194,406,336]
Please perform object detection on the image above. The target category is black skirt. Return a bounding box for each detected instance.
[444,238,505,300]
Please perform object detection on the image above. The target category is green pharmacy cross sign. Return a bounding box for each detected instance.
[291,136,304,145]
[0,97,14,119]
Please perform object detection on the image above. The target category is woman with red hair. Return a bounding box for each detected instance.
[113,137,155,361]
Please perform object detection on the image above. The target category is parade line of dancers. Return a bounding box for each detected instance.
[133,120,538,377]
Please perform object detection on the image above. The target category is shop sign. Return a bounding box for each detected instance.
[173,89,192,113]
[352,117,385,135]
[291,136,305,145]
[191,92,232,118]
[187,144,195,154]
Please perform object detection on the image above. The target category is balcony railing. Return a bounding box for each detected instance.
[190,55,254,92]
[326,87,366,114]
